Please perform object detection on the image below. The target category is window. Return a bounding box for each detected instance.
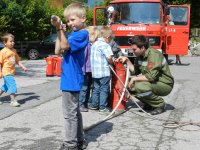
[169,7,188,25]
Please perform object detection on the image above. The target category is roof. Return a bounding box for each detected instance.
[110,0,161,3]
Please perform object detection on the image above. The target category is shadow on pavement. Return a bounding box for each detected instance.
[169,62,191,66]
[173,63,191,66]
[0,95,11,103]
[16,92,35,96]
[18,95,40,104]
[85,121,113,144]
[168,59,190,66]
[0,92,40,105]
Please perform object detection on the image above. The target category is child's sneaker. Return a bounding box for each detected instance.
[99,108,111,114]
[0,101,2,105]
[88,105,98,110]
[79,106,88,112]
[10,100,20,107]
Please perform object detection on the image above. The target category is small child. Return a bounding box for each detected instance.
[0,33,27,106]
[109,39,123,58]
[79,26,99,112]
[89,26,114,113]
[51,2,88,150]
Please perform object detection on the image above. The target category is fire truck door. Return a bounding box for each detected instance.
[93,6,107,26]
[166,5,190,55]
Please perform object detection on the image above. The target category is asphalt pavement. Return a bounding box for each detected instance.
[1,56,200,150]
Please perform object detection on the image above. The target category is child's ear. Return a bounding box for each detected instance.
[81,15,86,23]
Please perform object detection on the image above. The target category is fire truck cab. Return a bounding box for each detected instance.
[93,0,190,59]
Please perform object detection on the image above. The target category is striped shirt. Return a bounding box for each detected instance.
[90,38,113,78]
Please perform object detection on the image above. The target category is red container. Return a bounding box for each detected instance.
[110,62,126,110]
[46,56,54,77]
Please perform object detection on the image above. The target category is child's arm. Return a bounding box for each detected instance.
[55,38,62,55]
[55,24,67,55]
[56,30,70,50]
[18,62,28,72]
[51,16,70,50]
[107,56,114,65]
[0,65,2,78]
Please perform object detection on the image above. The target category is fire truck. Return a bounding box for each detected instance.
[93,0,190,60]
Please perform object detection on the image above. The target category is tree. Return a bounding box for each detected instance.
[0,0,58,40]
[163,0,190,5]
[190,1,200,28]
[0,0,24,40]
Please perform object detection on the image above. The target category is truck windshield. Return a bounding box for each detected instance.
[112,2,161,24]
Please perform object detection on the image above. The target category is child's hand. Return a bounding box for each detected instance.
[51,15,62,29]
[23,67,28,72]
[115,56,128,64]
[61,24,66,31]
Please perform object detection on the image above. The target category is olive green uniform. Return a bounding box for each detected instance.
[131,47,174,108]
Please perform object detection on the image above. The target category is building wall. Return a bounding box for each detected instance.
[86,0,102,7]
[49,0,63,8]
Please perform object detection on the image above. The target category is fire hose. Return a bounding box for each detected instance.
[83,63,200,132]
[84,65,130,131]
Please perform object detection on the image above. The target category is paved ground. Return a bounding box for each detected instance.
[0,56,200,150]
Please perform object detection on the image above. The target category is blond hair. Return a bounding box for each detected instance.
[85,26,100,43]
[64,3,86,19]
[1,33,15,44]
[100,26,114,39]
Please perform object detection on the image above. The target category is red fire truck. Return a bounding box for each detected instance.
[93,0,190,59]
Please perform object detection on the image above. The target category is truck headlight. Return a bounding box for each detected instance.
[148,36,160,46]
[149,38,156,45]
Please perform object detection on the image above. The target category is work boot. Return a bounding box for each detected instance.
[139,104,153,112]
[149,104,165,115]
[142,104,154,111]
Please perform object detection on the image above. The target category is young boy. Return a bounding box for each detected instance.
[79,26,99,112]
[51,3,88,150]
[0,33,27,106]
[89,26,114,113]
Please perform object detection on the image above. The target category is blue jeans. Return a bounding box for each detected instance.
[90,76,110,110]
[79,73,92,107]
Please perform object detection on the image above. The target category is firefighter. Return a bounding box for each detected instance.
[116,35,174,115]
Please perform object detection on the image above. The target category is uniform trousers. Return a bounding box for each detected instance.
[131,81,173,108]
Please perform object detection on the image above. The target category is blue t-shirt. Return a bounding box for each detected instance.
[60,30,89,91]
